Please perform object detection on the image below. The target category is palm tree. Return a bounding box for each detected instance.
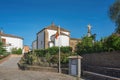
[109,0,120,33]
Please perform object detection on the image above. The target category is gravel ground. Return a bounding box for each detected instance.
[0,55,84,80]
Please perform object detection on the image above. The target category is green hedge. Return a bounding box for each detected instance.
[25,46,74,64]
[34,46,72,57]
[11,48,22,55]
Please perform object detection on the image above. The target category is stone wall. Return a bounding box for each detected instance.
[82,51,120,68]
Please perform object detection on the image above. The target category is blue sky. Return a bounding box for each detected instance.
[0,0,115,47]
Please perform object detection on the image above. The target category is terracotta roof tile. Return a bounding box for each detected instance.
[46,24,70,32]
[37,23,70,34]
[0,33,23,39]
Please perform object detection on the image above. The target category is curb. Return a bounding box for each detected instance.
[0,54,11,64]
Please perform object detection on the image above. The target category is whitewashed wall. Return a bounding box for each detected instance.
[60,35,69,46]
[1,36,23,52]
[55,35,69,47]
[32,40,37,50]
[37,30,45,49]
[61,31,70,35]
[47,29,56,41]
[47,29,70,47]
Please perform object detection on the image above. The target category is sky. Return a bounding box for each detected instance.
[0,0,116,47]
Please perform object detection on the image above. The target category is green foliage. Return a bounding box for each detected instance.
[46,46,59,55]
[23,53,33,65]
[45,53,51,63]
[0,42,6,55]
[50,52,74,64]
[109,0,120,33]
[94,41,104,52]
[76,34,120,55]
[35,49,46,57]
[22,46,73,65]
[76,36,94,55]
[34,46,72,56]
[105,34,120,50]
[61,46,72,53]
[11,48,22,55]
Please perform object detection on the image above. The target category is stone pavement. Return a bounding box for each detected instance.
[0,55,84,80]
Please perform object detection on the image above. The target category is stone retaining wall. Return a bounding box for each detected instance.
[84,65,120,78]
[18,63,69,74]
[83,71,119,80]
[82,51,120,68]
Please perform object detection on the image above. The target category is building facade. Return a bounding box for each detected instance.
[32,40,37,49]
[32,23,80,51]
[23,45,30,53]
[0,31,23,52]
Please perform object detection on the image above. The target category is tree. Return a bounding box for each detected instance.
[109,0,120,33]
[76,36,94,55]
[105,34,120,51]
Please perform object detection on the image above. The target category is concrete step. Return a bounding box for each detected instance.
[83,71,120,80]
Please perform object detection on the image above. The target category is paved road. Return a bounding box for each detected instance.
[0,55,83,80]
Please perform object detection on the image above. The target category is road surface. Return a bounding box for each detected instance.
[0,55,83,80]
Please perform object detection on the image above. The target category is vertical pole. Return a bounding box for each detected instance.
[58,25,61,73]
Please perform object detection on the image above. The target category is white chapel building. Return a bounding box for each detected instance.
[32,23,80,51]
[0,30,23,52]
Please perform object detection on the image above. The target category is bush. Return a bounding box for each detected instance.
[11,48,22,55]
[35,49,46,57]
[105,34,120,50]
[61,46,72,53]
[22,46,74,66]
[50,52,75,64]
[46,46,59,55]
[0,42,6,55]
[76,34,120,55]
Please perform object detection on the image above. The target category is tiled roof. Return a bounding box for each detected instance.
[37,23,70,34]
[70,38,81,40]
[46,23,70,32]
[51,32,70,37]
[0,32,23,40]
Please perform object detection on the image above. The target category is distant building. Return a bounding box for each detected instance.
[0,30,23,52]
[32,23,81,51]
[23,45,30,53]
[32,40,37,50]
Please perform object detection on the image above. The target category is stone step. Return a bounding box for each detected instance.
[83,71,120,80]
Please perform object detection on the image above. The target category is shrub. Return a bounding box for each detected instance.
[35,49,46,57]
[76,34,120,55]
[11,48,22,55]
[105,34,120,50]
[0,42,6,55]
[46,46,59,55]
[61,46,72,53]
[50,52,75,64]
[22,46,74,66]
